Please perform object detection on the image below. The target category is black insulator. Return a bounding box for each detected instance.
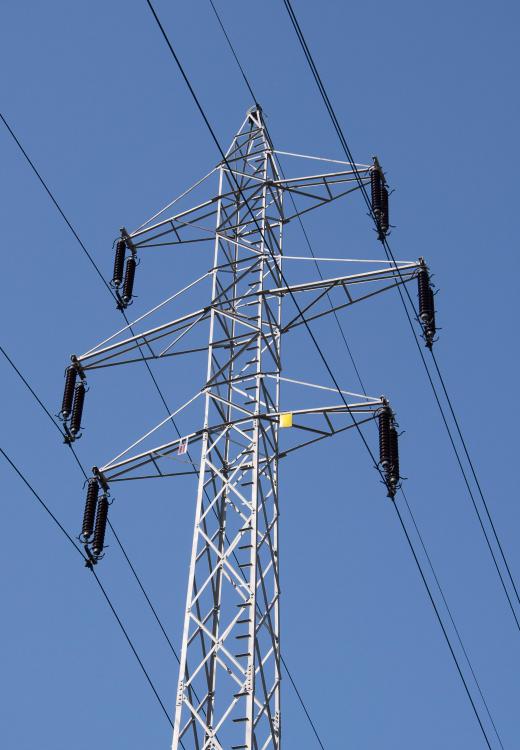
[70,382,85,436]
[417,269,433,320]
[92,495,109,556]
[378,408,392,469]
[113,239,126,288]
[417,268,436,346]
[371,168,382,215]
[428,286,436,332]
[81,479,99,541]
[389,426,400,491]
[380,185,389,234]
[61,366,77,419]
[122,256,136,305]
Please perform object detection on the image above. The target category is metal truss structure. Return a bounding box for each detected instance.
[66,108,426,750]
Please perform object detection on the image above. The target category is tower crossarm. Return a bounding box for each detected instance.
[76,305,213,371]
[274,260,422,332]
[74,260,421,371]
[122,162,372,252]
[96,399,384,484]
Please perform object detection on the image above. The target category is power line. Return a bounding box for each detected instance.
[0,445,173,728]
[90,567,174,728]
[280,0,520,630]
[280,656,326,750]
[399,488,504,749]
[0,109,195,466]
[108,519,181,663]
[0,340,181,650]
[431,347,520,609]
[393,499,493,749]
[0,112,114,297]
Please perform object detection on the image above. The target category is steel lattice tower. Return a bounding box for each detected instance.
[63,107,428,750]
[173,108,284,750]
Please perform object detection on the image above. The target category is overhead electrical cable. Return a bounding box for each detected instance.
[140,4,499,746]
[205,6,505,747]
[280,0,520,628]
[0,110,197,468]
[430,347,520,609]
[0,343,181,656]
[393,499,493,750]
[0,349,177,725]
[400,487,504,749]
[0,445,174,730]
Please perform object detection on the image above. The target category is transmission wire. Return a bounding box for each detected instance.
[0,445,174,729]
[431,347,520,609]
[399,487,504,749]
[0,347,179,725]
[0,110,198,469]
[393,499,493,749]
[280,0,520,630]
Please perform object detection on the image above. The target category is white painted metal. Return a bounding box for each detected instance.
[75,108,423,750]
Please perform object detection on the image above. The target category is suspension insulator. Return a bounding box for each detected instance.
[92,495,109,556]
[388,426,400,494]
[61,366,77,419]
[378,408,392,468]
[417,269,432,319]
[371,168,382,215]
[417,268,436,347]
[113,239,126,288]
[81,479,99,541]
[70,382,85,437]
[122,256,136,305]
[380,184,389,234]
[428,286,436,336]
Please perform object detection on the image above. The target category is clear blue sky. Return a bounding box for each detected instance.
[1,1,518,748]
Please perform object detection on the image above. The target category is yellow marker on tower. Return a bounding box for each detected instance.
[279,412,293,428]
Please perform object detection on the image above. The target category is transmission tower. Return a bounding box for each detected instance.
[60,107,434,750]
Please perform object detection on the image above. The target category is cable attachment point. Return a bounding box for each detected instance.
[371,157,390,241]
[378,403,400,498]
[417,259,437,349]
